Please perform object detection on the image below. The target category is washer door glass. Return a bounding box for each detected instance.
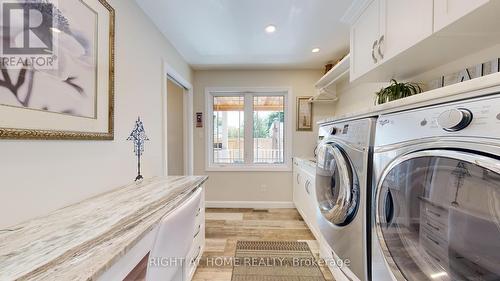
[316,142,359,226]
[376,150,500,281]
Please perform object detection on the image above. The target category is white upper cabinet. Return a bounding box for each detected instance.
[350,0,433,81]
[434,0,490,32]
[379,0,433,62]
[350,0,381,80]
[345,0,500,82]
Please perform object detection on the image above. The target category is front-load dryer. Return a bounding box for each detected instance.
[316,118,376,281]
[372,93,500,281]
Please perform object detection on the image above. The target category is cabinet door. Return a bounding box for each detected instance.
[292,162,299,205]
[303,172,319,235]
[379,0,433,62]
[350,0,381,81]
[293,164,305,214]
[302,174,313,216]
[434,0,489,32]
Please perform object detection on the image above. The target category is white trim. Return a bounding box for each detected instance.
[204,87,293,172]
[206,201,295,209]
[204,165,293,172]
[162,60,194,176]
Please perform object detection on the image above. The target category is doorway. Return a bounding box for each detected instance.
[167,77,187,175]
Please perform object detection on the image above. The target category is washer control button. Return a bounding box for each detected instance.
[437,108,473,132]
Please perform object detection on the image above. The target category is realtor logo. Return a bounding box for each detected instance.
[1,1,58,69]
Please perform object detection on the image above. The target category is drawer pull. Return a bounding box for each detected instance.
[426,222,440,232]
[305,180,311,195]
[193,225,201,239]
[196,207,202,217]
[426,235,440,246]
[191,246,202,265]
[425,249,441,263]
[427,208,441,218]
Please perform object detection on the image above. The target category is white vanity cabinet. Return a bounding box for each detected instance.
[433,0,489,32]
[293,158,320,238]
[350,0,433,81]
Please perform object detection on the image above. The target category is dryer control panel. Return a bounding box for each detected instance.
[320,118,375,148]
[375,94,500,147]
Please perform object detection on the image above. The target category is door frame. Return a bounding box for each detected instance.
[162,60,194,175]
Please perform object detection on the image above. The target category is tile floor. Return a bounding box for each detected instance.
[126,208,335,281]
[192,208,335,281]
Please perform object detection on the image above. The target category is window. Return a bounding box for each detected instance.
[206,88,291,171]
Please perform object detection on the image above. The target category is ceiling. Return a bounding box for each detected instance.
[136,0,352,70]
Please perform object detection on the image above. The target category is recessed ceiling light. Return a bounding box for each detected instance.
[265,25,277,33]
[312,48,320,53]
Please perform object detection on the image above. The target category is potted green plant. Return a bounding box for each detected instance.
[375,79,423,105]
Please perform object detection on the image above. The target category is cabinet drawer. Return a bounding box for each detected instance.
[421,214,448,240]
[420,227,449,264]
[194,206,205,228]
[185,223,204,281]
[420,201,448,227]
[185,245,202,280]
[189,224,204,260]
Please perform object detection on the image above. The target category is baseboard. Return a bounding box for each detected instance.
[206,201,295,209]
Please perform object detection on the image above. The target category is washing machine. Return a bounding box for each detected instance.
[372,94,500,281]
[316,117,376,281]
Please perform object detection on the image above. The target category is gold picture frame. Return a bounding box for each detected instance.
[297,97,313,131]
[0,0,115,140]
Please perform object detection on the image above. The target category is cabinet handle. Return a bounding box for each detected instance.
[426,222,440,232]
[297,174,300,184]
[196,207,202,217]
[305,180,310,195]
[193,225,201,239]
[377,35,385,60]
[426,235,440,246]
[371,40,378,63]
[427,208,441,218]
[425,249,441,263]
[191,246,202,265]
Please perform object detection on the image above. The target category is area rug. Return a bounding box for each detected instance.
[231,241,326,281]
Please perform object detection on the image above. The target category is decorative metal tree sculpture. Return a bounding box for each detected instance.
[451,161,471,206]
[127,117,149,182]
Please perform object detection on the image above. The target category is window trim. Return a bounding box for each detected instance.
[205,87,293,172]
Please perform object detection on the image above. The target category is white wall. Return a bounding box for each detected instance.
[0,0,192,228]
[193,70,332,204]
[333,80,387,116]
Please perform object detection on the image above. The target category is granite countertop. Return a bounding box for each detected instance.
[0,176,208,281]
[294,157,316,170]
[318,72,500,124]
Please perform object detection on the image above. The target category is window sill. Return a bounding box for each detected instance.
[205,164,292,172]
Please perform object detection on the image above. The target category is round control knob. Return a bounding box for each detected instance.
[330,127,338,135]
[437,108,473,132]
